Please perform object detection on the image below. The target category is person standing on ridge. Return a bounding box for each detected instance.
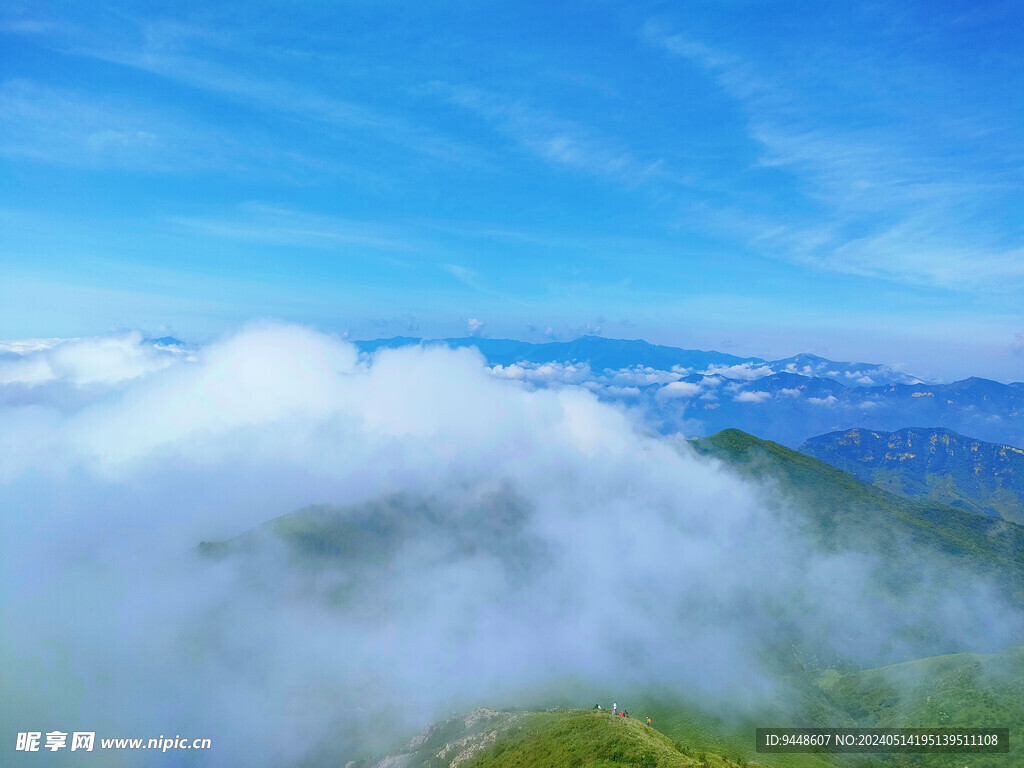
[612,702,616,715]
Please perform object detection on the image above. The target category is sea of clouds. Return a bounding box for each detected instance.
[1,323,1018,766]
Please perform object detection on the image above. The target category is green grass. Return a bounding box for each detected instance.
[807,645,1024,768]
[618,698,835,768]
[464,709,708,768]
[369,708,752,768]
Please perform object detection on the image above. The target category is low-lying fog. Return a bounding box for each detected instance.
[2,323,1019,765]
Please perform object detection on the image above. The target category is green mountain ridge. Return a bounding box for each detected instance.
[688,429,1024,611]
[798,427,1024,525]
[356,707,750,768]
[204,429,1024,590]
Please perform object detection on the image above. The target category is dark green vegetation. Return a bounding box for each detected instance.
[198,489,542,582]
[800,427,1024,525]
[690,429,1024,613]
[810,645,1024,768]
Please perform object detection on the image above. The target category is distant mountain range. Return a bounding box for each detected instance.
[354,336,1024,448]
[148,334,1024,448]
[354,335,926,386]
[800,427,1024,525]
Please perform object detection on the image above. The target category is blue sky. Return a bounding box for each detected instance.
[2,0,1023,380]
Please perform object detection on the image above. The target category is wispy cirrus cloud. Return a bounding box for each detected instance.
[442,264,487,291]
[168,203,417,253]
[65,20,490,170]
[0,79,232,170]
[643,19,1024,291]
[0,17,57,34]
[429,82,666,183]
[0,77,361,180]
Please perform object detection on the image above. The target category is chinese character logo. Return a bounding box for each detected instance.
[16,732,41,751]
[71,732,96,752]
[45,731,68,751]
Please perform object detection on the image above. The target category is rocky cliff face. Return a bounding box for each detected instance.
[800,427,1024,524]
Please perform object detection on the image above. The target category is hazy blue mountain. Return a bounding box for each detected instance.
[770,352,924,386]
[355,335,763,371]
[800,427,1024,524]
[351,335,1024,448]
[354,335,926,384]
[622,375,1024,449]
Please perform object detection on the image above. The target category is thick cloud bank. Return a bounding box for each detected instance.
[0,324,1018,766]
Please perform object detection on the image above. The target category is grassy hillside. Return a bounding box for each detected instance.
[362,666,1024,768]
[359,708,752,768]
[799,427,1024,525]
[689,429,1024,610]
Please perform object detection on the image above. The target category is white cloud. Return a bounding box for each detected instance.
[467,317,484,336]
[605,385,641,398]
[0,331,187,387]
[602,366,681,386]
[808,395,839,406]
[701,362,774,380]
[784,363,815,376]
[734,390,771,403]
[0,337,68,354]
[778,388,802,398]
[489,361,591,386]
[656,381,702,399]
